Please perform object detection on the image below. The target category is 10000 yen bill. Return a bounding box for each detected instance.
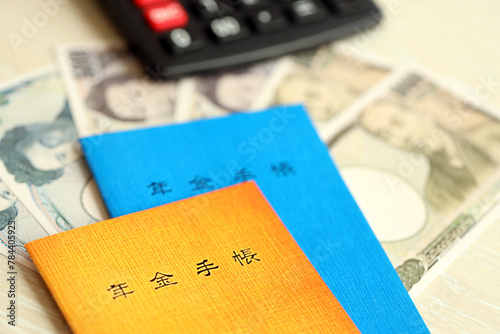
[57,42,192,137]
[176,58,293,122]
[0,178,48,271]
[0,67,109,235]
[172,43,390,125]
[326,63,500,294]
[257,44,391,129]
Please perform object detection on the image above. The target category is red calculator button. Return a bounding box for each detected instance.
[133,0,164,7]
[144,2,189,32]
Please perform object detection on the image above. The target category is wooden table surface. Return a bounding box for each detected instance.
[0,0,499,332]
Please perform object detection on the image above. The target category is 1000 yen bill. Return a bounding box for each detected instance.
[57,42,191,137]
[176,57,294,122]
[326,63,500,294]
[0,67,109,234]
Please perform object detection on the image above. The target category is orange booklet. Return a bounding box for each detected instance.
[26,182,359,334]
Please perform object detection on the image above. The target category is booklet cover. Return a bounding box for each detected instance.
[26,182,358,334]
[80,105,429,333]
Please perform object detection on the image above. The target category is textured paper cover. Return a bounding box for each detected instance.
[81,105,429,333]
[27,182,358,334]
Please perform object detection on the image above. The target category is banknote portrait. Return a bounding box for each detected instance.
[85,74,177,122]
[196,62,273,112]
[329,70,500,292]
[0,100,101,230]
[358,91,497,212]
[58,44,182,136]
[274,69,353,121]
[0,105,78,186]
[272,49,388,123]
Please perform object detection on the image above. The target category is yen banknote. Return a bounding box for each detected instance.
[0,67,109,235]
[176,57,293,121]
[0,178,48,271]
[257,43,391,130]
[326,63,500,295]
[57,42,192,137]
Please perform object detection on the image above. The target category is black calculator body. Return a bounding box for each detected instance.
[97,0,382,78]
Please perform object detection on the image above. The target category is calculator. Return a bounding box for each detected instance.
[97,0,382,78]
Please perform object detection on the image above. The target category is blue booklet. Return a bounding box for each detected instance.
[82,105,428,333]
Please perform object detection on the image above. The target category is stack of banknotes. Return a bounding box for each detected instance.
[1,40,500,297]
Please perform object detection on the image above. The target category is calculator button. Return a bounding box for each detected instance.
[249,7,288,33]
[240,0,271,9]
[163,28,205,54]
[287,0,327,24]
[144,1,189,32]
[326,0,371,14]
[209,16,249,43]
[133,0,165,7]
[195,0,234,19]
